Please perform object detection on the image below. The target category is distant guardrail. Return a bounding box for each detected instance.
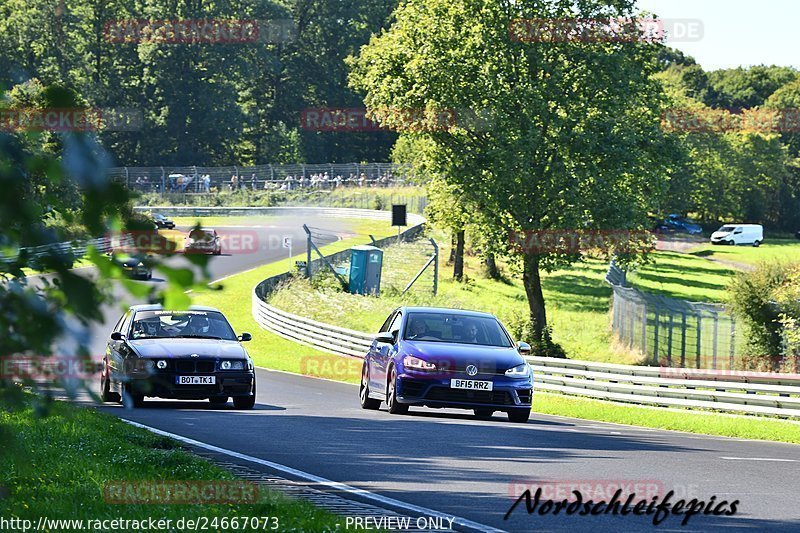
[0,236,125,266]
[252,241,800,418]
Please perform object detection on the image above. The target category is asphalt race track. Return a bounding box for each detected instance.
[64,214,800,532]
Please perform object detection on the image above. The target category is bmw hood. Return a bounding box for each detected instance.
[400,341,525,372]
[128,338,247,359]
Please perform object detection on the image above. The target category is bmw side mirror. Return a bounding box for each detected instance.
[517,341,531,355]
[375,332,394,344]
[110,332,125,341]
[239,333,252,342]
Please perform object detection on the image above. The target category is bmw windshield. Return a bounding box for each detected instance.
[130,310,237,341]
[403,312,513,347]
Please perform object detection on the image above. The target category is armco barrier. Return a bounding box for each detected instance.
[248,208,800,417]
[1,236,128,266]
[253,271,800,417]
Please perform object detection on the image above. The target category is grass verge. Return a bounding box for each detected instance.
[0,394,353,529]
[533,392,800,443]
[189,222,799,442]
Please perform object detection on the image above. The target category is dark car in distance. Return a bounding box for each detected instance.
[101,304,256,409]
[360,307,533,422]
[111,251,153,280]
[152,214,175,229]
[654,214,703,235]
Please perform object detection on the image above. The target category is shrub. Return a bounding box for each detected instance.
[501,313,567,358]
[727,261,798,371]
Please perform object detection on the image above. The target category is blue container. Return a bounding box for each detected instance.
[349,245,383,295]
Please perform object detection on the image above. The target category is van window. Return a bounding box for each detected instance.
[719,225,735,232]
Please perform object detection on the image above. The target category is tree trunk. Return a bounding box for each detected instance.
[522,252,546,343]
[484,252,500,280]
[453,230,465,281]
[448,234,456,264]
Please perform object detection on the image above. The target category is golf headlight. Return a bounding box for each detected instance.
[505,363,530,378]
[220,360,244,370]
[403,355,436,371]
[156,360,167,369]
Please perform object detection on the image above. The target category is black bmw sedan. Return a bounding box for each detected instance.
[101,304,256,409]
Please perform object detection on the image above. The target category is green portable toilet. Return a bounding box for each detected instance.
[349,245,383,295]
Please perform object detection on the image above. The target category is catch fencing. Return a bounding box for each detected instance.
[110,162,415,193]
[607,263,743,370]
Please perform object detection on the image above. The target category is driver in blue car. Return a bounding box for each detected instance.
[407,317,429,340]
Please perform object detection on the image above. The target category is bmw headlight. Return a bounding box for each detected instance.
[403,355,437,372]
[505,363,530,378]
[220,360,244,370]
[156,360,167,369]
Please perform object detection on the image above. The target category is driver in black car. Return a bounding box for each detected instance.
[185,314,212,336]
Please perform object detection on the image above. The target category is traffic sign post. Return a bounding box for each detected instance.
[282,236,292,271]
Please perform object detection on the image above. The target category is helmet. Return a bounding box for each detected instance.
[191,315,210,334]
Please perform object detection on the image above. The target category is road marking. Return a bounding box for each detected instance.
[121,419,505,533]
[720,456,797,462]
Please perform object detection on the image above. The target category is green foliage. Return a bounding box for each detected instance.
[706,66,798,109]
[0,83,210,408]
[0,0,401,165]
[727,262,793,370]
[349,0,674,340]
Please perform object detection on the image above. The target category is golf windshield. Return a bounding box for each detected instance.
[403,313,512,347]
[130,310,236,340]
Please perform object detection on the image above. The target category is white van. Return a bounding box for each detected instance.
[710,224,763,246]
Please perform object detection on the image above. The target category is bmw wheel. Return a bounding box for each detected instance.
[100,359,120,403]
[233,380,256,409]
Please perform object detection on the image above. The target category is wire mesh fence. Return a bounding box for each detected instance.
[607,263,744,370]
[109,162,416,194]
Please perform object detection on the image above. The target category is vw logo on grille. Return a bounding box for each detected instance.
[190,353,199,358]
[466,365,478,376]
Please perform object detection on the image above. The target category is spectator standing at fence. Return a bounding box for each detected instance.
[230,174,238,191]
[203,174,211,192]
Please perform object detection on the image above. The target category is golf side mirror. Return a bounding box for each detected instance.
[375,332,394,344]
[517,341,531,355]
[239,333,252,342]
[110,332,125,341]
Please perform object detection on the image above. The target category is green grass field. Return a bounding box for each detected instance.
[268,236,637,364]
[689,237,800,267]
[0,395,355,529]
[187,221,800,441]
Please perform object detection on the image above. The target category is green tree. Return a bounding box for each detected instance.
[706,66,798,109]
[350,0,673,347]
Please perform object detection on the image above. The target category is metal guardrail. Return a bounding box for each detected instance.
[252,244,800,418]
[0,236,124,266]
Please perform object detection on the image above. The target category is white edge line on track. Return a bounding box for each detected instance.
[120,419,505,533]
[720,456,797,462]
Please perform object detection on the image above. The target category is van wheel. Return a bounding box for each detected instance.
[753,240,761,247]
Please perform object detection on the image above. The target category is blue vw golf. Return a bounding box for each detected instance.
[359,307,533,422]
